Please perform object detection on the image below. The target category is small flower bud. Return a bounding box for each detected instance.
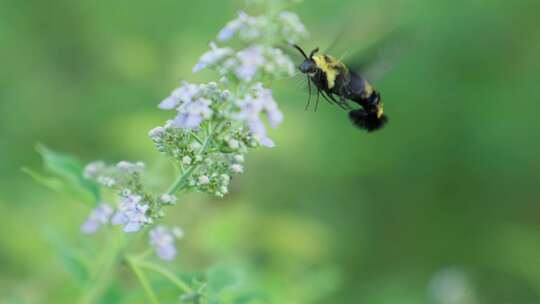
[121,188,132,197]
[182,156,192,165]
[222,90,231,100]
[98,176,116,187]
[219,76,229,85]
[234,154,245,163]
[228,139,240,149]
[220,174,230,184]
[190,142,202,151]
[219,186,228,195]
[231,164,244,174]
[173,227,185,239]
[160,194,177,205]
[198,175,210,185]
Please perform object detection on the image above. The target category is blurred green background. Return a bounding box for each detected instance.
[1,0,540,303]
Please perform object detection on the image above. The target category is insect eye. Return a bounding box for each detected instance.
[299,60,317,73]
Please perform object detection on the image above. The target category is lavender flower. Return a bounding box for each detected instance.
[193,42,234,73]
[218,11,260,42]
[83,161,106,179]
[81,203,113,234]
[149,225,177,261]
[111,194,151,232]
[277,11,309,44]
[235,45,266,81]
[173,97,213,129]
[66,2,309,303]
[116,161,145,173]
[158,82,225,130]
[159,82,200,110]
[146,3,302,199]
[148,126,165,140]
[234,83,283,147]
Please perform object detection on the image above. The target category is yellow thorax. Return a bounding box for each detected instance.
[312,54,344,89]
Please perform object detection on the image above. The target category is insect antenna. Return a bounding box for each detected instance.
[309,47,320,58]
[291,44,308,59]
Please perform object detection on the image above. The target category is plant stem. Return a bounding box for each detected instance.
[78,229,125,304]
[127,257,160,304]
[135,260,193,294]
[189,132,204,144]
[80,120,223,303]
[166,121,221,195]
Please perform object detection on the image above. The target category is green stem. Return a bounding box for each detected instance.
[166,165,198,195]
[79,118,223,303]
[166,121,221,195]
[78,229,125,304]
[135,260,193,294]
[127,257,160,304]
[189,132,204,144]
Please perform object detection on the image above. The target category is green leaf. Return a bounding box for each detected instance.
[24,144,101,206]
[206,266,240,295]
[99,283,124,304]
[46,230,91,284]
[21,167,66,192]
[204,266,269,304]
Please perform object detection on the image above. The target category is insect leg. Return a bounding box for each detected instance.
[305,77,312,111]
[338,95,353,110]
[314,89,321,112]
[335,87,353,110]
[320,90,335,106]
[324,91,349,110]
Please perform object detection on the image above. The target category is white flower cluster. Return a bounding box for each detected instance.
[82,161,172,233]
[195,44,295,82]
[276,11,308,44]
[192,43,233,73]
[217,10,308,44]
[82,4,307,237]
[193,10,305,81]
[150,8,306,199]
[84,160,145,189]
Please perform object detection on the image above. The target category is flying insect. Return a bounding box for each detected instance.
[292,44,388,132]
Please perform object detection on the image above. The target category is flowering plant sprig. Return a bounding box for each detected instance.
[29,0,308,303]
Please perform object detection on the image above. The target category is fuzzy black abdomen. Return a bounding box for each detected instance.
[348,109,388,132]
[345,72,388,132]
